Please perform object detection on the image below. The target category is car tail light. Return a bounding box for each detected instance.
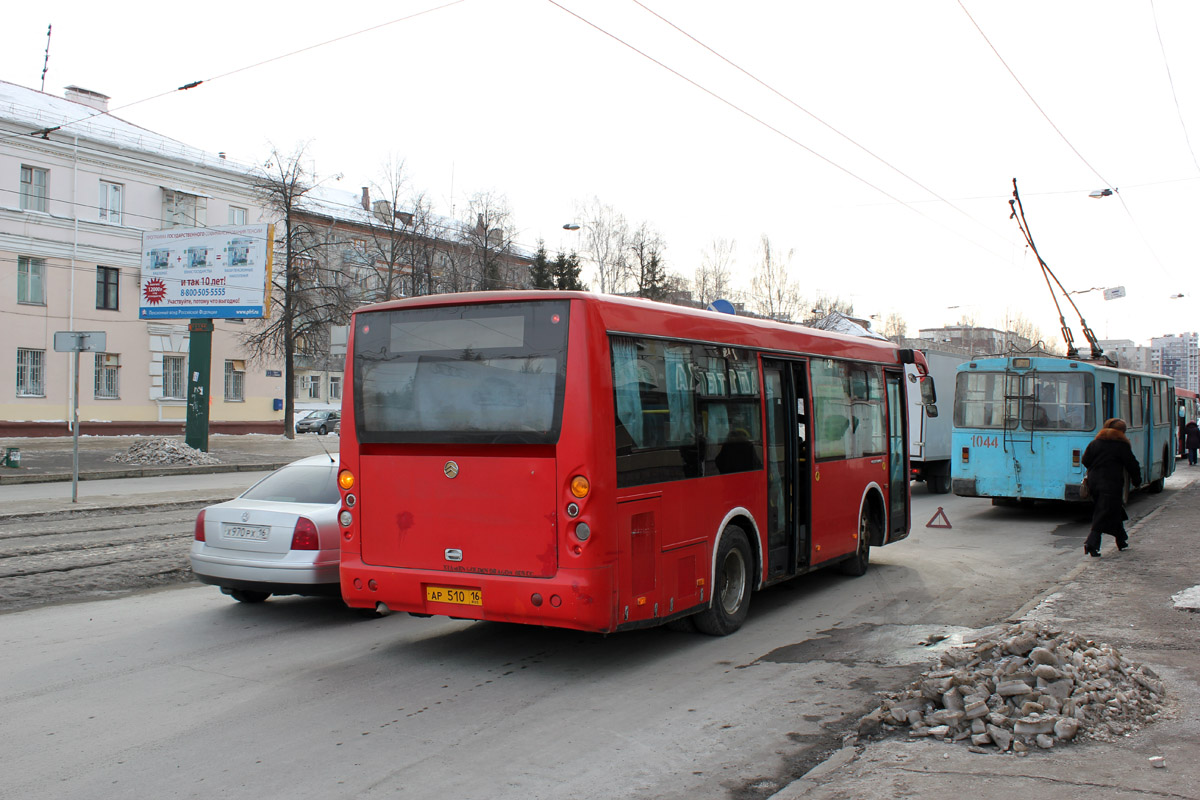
[194,509,206,542]
[291,517,320,550]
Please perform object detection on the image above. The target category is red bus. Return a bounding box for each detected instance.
[1177,387,1199,457]
[337,291,932,635]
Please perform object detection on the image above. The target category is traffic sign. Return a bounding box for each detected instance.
[53,331,107,352]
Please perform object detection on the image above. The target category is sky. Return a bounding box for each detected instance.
[3,0,1199,347]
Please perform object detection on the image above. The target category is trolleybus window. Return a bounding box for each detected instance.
[353,300,569,444]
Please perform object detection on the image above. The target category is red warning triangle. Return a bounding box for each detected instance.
[926,507,952,529]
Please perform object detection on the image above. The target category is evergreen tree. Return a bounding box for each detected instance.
[552,251,586,290]
[530,241,555,289]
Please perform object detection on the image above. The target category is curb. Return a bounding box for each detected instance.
[0,461,292,486]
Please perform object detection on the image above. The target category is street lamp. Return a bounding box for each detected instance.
[562,223,581,231]
[1088,188,1114,198]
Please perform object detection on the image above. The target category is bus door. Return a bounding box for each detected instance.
[762,359,811,578]
[885,371,909,541]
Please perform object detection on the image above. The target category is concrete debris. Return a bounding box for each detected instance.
[862,621,1168,752]
[1171,585,1200,611]
[106,438,221,466]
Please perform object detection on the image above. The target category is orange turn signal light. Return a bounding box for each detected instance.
[570,475,590,498]
[338,470,355,490]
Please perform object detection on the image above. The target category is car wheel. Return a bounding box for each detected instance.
[839,505,872,577]
[318,425,328,435]
[229,589,270,603]
[694,525,752,636]
[930,472,952,494]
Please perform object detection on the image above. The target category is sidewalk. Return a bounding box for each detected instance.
[0,433,339,517]
[774,481,1200,799]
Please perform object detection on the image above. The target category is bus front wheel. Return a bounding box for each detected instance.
[694,526,752,636]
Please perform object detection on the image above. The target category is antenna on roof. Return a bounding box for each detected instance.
[40,24,52,92]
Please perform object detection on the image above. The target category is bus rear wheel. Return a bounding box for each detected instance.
[694,526,752,636]
[839,505,872,577]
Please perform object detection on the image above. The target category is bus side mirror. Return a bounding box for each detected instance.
[920,375,938,418]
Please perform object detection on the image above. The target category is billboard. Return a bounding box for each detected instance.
[139,223,275,319]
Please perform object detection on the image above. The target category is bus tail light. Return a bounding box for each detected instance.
[570,475,590,498]
[1072,449,1081,467]
[194,509,206,542]
[291,517,320,550]
[338,469,355,490]
[961,447,969,463]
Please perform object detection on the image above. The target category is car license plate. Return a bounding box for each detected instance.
[426,586,482,606]
[223,524,270,541]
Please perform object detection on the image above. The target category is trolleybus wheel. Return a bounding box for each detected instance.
[694,525,752,636]
[839,505,873,577]
[1147,449,1167,494]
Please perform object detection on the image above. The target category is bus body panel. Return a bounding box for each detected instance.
[340,292,922,633]
[357,449,559,577]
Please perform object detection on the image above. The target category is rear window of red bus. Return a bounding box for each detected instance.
[352,300,570,444]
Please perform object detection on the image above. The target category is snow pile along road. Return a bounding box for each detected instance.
[106,438,221,466]
[858,621,1169,753]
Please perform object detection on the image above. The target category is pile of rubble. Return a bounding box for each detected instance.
[858,621,1168,753]
[106,438,221,466]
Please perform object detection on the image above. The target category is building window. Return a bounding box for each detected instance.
[17,256,46,305]
[16,348,45,397]
[99,181,123,224]
[163,355,186,399]
[96,266,119,310]
[94,353,120,399]
[228,206,247,225]
[225,359,245,401]
[20,166,48,212]
[329,375,342,400]
[162,189,207,228]
[302,374,321,400]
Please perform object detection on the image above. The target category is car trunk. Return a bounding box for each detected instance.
[203,500,316,555]
[359,451,558,577]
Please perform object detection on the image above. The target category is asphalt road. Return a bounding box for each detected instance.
[0,476,1193,800]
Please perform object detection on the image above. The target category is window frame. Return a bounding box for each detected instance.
[163,355,186,399]
[17,256,46,306]
[225,359,246,402]
[20,165,48,212]
[96,266,119,311]
[94,352,120,400]
[16,348,45,397]
[99,180,123,224]
[228,205,247,225]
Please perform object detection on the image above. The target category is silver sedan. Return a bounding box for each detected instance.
[190,455,342,603]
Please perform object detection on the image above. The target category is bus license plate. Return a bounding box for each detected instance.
[426,586,482,606]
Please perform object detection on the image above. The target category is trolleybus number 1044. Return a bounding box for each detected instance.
[970,435,1000,448]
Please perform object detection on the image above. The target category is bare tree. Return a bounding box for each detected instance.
[695,238,735,307]
[458,191,522,290]
[362,155,413,302]
[809,292,854,317]
[628,222,671,300]
[749,234,801,321]
[574,197,630,294]
[243,144,353,438]
[882,312,908,340]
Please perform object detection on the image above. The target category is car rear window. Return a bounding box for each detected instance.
[241,463,340,504]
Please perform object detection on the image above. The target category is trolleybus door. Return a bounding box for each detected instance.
[762,359,811,578]
[885,371,909,541]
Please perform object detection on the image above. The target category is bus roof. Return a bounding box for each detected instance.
[354,290,917,367]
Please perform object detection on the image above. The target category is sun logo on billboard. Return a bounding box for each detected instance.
[143,278,167,305]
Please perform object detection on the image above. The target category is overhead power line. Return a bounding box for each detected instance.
[545,0,1013,265]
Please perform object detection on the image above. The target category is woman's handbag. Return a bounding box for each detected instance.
[1079,476,1090,499]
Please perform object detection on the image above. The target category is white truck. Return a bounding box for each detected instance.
[906,349,968,494]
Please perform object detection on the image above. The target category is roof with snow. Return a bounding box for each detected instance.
[808,310,887,340]
[0,79,248,173]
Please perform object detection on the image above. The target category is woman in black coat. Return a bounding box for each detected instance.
[1080,418,1142,557]
[1184,420,1200,466]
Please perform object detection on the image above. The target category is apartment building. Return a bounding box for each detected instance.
[0,80,284,436]
[1150,332,1200,393]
